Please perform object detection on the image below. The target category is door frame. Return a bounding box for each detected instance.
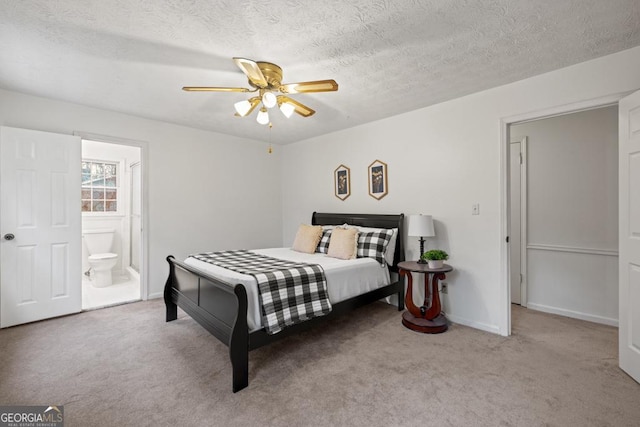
[75,131,149,301]
[129,161,142,273]
[499,92,629,336]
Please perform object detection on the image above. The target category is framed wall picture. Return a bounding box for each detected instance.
[334,164,351,200]
[368,159,388,200]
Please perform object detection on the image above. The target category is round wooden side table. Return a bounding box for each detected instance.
[398,261,453,333]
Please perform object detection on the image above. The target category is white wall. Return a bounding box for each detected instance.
[281,46,640,334]
[512,106,618,325]
[0,89,283,299]
[81,140,141,277]
[2,45,639,333]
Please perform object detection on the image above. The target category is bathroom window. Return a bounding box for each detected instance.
[81,160,118,212]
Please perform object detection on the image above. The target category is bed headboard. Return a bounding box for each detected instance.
[311,212,405,272]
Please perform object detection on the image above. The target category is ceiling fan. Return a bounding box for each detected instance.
[182,57,338,125]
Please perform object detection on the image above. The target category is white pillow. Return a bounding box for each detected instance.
[327,228,358,260]
[292,224,323,254]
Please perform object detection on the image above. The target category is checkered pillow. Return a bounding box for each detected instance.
[316,228,333,254]
[357,229,394,266]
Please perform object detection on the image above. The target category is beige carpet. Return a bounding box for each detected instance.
[0,300,638,426]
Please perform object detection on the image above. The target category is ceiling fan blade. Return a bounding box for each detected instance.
[277,95,316,117]
[182,86,251,92]
[233,57,268,88]
[279,79,338,94]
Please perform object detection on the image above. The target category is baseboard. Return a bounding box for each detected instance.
[445,313,501,335]
[147,292,163,300]
[126,266,140,280]
[527,302,618,327]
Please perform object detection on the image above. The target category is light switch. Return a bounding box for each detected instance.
[472,203,480,215]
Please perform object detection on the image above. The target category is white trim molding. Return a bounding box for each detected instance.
[527,243,618,257]
[446,313,501,335]
[527,302,618,327]
[501,92,629,126]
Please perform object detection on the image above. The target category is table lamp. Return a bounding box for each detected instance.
[408,214,435,264]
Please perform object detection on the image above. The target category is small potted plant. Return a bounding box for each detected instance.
[421,249,449,269]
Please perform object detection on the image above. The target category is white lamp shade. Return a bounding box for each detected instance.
[256,108,270,125]
[262,92,277,108]
[279,102,295,118]
[407,214,435,237]
[234,100,252,116]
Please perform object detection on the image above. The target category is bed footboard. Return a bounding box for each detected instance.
[164,255,250,392]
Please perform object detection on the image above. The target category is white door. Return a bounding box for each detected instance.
[1,126,81,328]
[509,137,527,305]
[619,90,640,383]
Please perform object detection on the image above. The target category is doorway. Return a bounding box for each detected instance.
[81,139,143,310]
[1,127,149,327]
[502,97,622,335]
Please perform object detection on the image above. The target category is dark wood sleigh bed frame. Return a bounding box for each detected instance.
[164,212,405,392]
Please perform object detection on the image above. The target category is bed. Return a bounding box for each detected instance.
[164,212,405,392]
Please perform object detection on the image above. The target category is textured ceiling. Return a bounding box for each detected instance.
[1,1,639,144]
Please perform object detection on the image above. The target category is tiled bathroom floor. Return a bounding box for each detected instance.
[82,273,140,310]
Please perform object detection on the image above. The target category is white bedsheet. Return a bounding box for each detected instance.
[184,248,391,332]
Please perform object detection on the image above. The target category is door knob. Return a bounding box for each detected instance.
[4,233,15,241]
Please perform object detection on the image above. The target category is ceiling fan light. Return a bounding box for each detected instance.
[262,92,277,108]
[256,107,270,125]
[234,100,252,116]
[280,102,295,118]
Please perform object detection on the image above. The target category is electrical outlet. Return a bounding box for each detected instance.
[441,283,448,294]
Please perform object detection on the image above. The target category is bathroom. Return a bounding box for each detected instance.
[81,139,142,309]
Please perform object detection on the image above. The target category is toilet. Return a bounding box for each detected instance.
[83,228,118,287]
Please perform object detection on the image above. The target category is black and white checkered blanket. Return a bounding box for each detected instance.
[190,250,332,335]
